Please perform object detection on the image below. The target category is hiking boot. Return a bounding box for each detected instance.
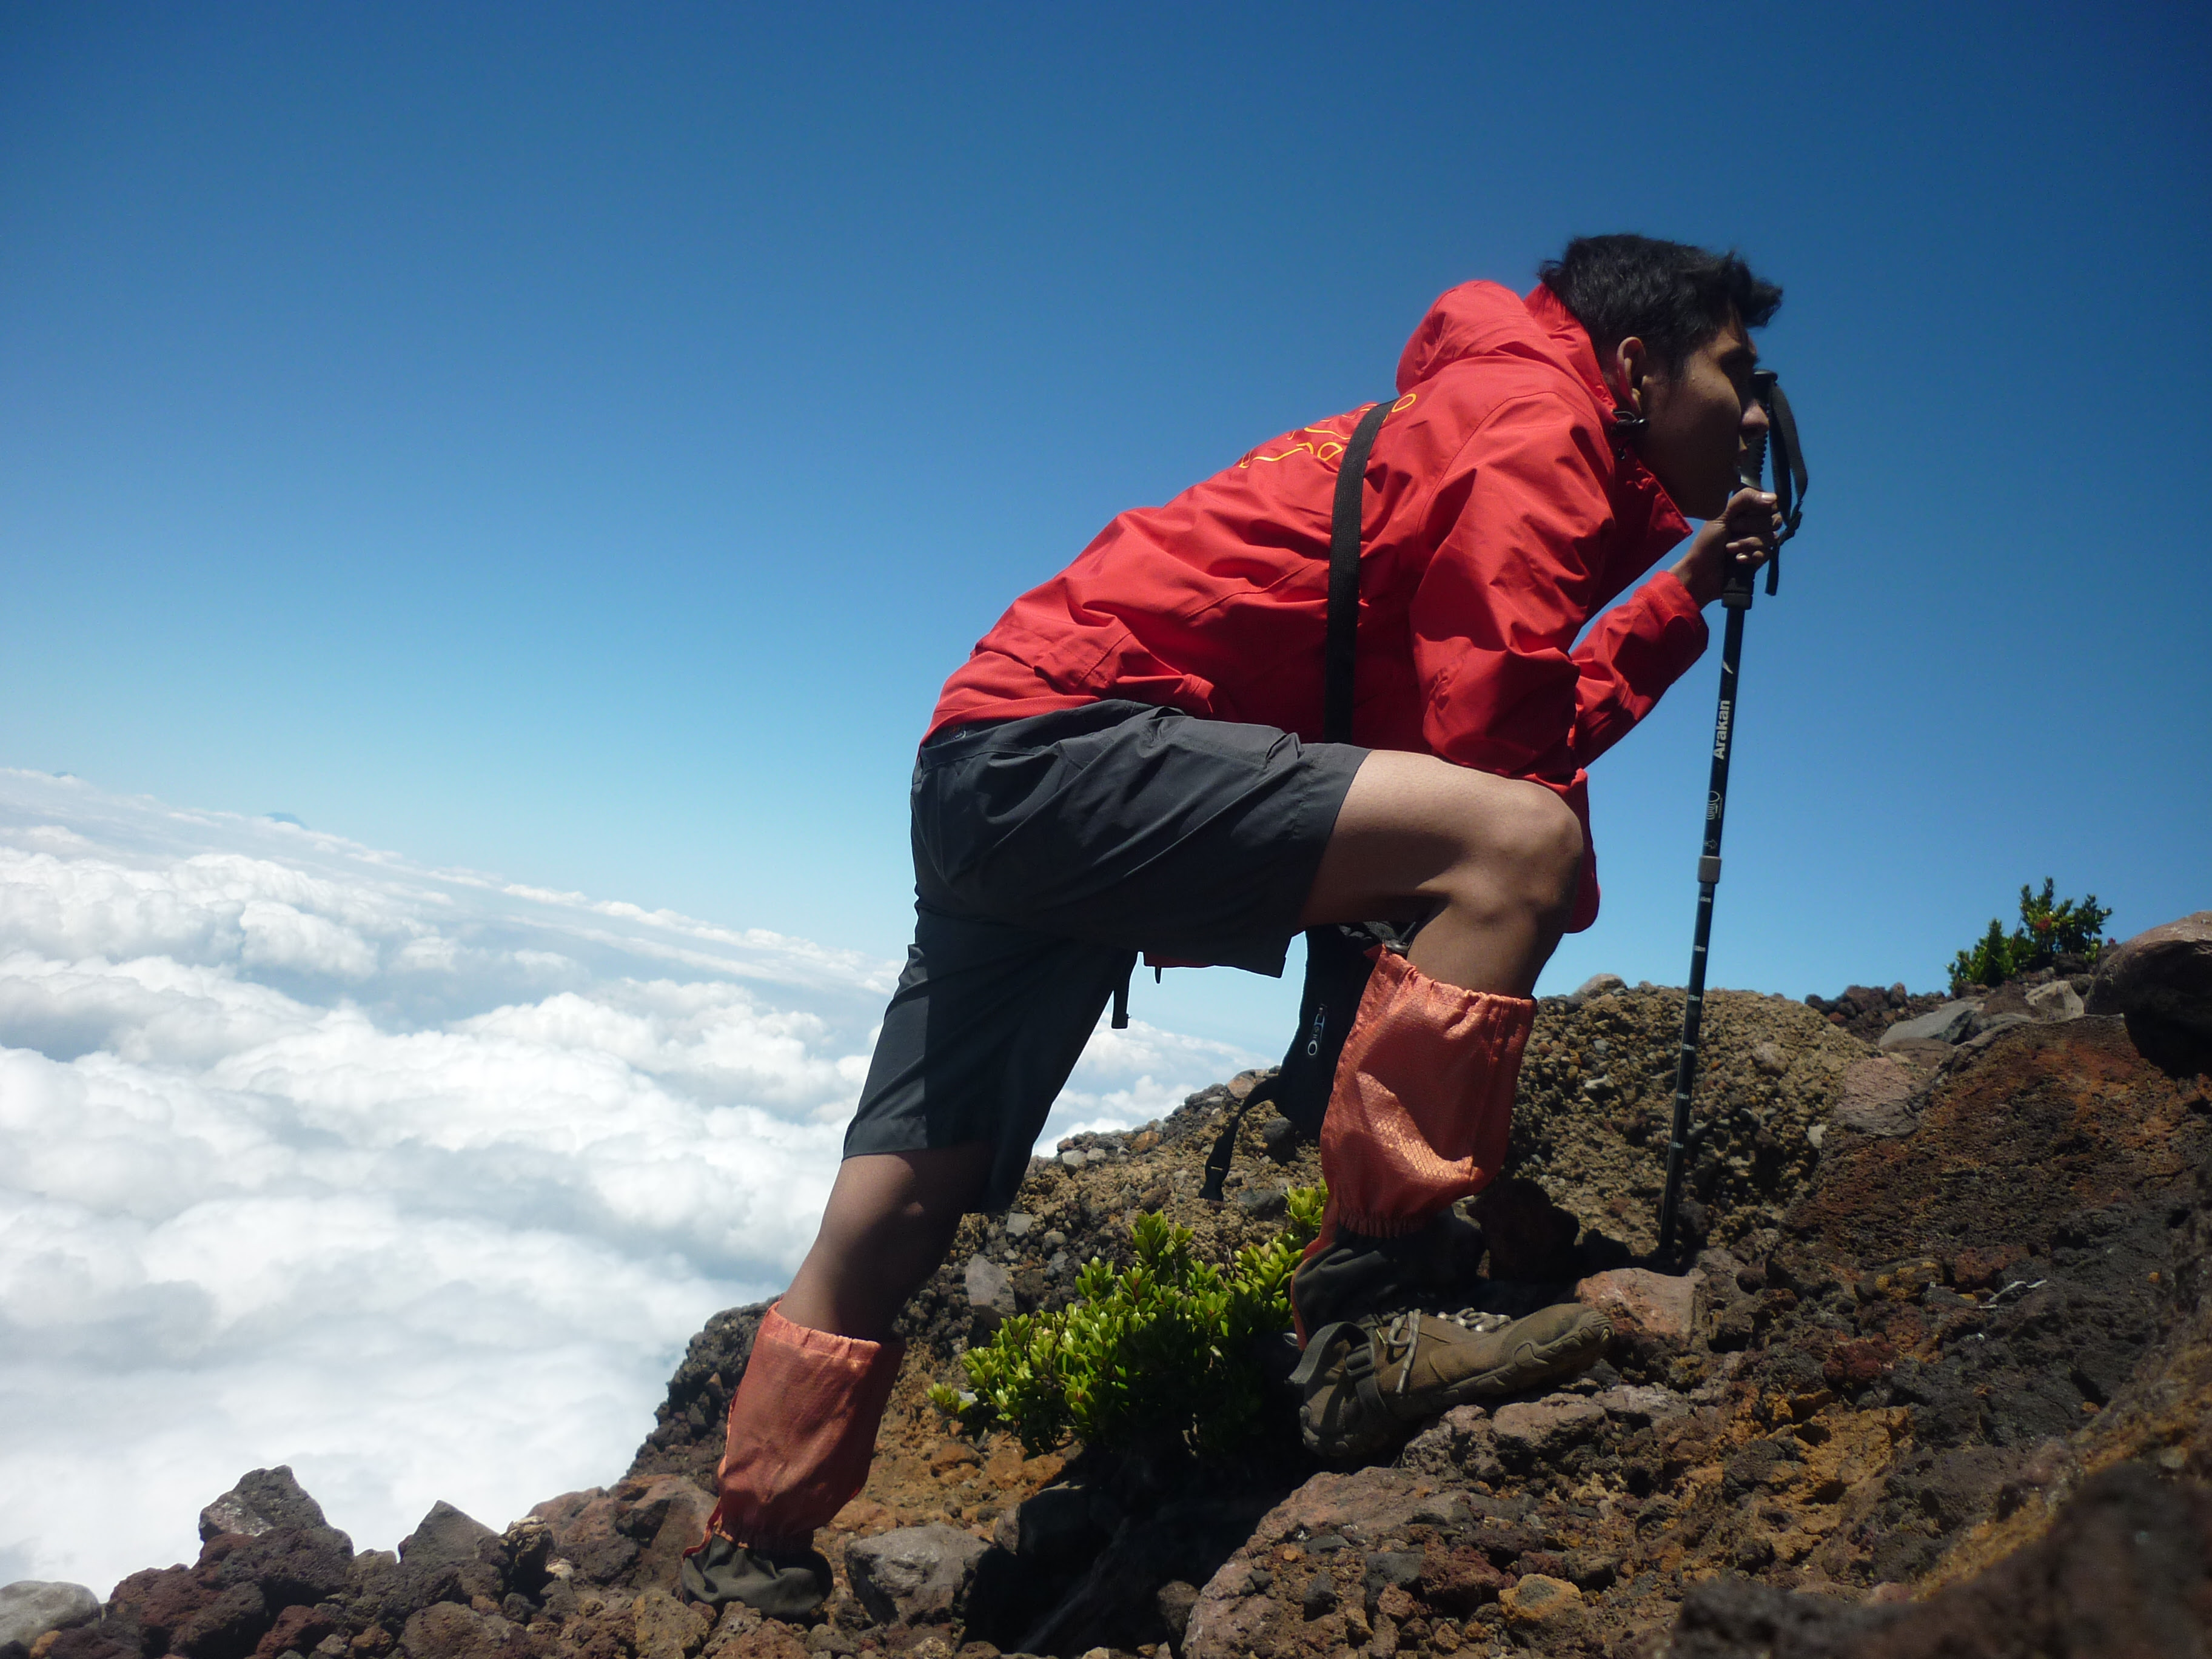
[679,1533,833,1617]
[1290,1303,1612,1461]
[1291,1201,1487,1335]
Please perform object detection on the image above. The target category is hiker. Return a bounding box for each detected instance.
[686,234,1785,1614]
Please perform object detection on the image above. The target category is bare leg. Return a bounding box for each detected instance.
[780,756,1574,1339]
[777,1143,996,1341]
[1287,752,1586,1339]
[1299,751,1583,995]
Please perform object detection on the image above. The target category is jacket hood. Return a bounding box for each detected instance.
[1393,280,1615,413]
[1396,279,1686,542]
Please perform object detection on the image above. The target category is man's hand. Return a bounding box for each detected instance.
[1670,488,1782,607]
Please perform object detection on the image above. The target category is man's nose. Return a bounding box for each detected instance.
[1740,398,1771,438]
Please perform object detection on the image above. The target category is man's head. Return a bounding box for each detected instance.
[1540,235,1783,517]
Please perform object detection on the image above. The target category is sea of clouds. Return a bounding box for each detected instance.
[0,769,1258,1595]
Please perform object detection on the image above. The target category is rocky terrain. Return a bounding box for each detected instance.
[7,915,2208,1659]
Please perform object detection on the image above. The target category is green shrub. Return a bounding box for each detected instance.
[927,1184,1325,1457]
[1949,879,2112,992]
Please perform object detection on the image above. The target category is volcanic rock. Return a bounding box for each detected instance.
[75,954,2212,1658]
[395,1502,497,1572]
[2090,910,2212,1066]
[1880,999,1980,1049]
[198,1469,344,1548]
[1569,973,1626,1007]
[842,1526,985,1625]
[1498,1570,1581,1624]
[1487,1396,1607,1470]
[0,1583,100,1651]
[1829,1054,1923,1136]
[2025,978,2086,1021]
[397,1602,529,1659]
[1575,1266,1698,1341]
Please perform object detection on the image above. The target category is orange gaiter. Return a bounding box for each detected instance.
[694,1304,905,1557]
[1298,950,1535,1332]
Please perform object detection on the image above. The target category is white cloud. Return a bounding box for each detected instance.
[0,771,1259,1596]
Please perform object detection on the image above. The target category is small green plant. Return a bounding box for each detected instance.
[1949,878,2113,992]
[928,1184,1326,1457]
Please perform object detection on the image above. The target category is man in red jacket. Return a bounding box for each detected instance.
[686,235,1784,1613]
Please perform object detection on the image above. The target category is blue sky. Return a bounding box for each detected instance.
[4,1,2207,1054]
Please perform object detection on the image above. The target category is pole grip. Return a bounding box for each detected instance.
[1723,422,1766,611]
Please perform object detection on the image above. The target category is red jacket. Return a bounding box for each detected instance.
[929,281,1708,933]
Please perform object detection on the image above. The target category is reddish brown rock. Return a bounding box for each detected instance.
[1830,1056,1923,1138]
[1823,1336,1897,1389]
[628,1589,708,1659]
[1418,1544,1507,1615]
[1575,1267,1698,1341]
[108,1563,215,1652]
[250,1604,340,1659]
[702,1628,805,1659]
[622,1477,717,1589]
[397,1604,531,1659]
[528,1489,638,1586]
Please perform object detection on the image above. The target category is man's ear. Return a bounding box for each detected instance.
[1610,335,1652,414]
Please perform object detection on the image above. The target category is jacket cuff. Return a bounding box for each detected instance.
[1625,569,1711,690]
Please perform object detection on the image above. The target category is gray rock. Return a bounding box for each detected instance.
[1234,1184,1287,1220]
[397,1500,497,1569]
[1590,1384,1691,1426]
[2026,980,2086,1021]
[1002,1212,1034,1238]
[198,1465,337,1544]
[843,1524,988,1625]
[1156,1580,1201,1641]
[1258,1114,1299,1160]
[2089,912,2212,1041]
[1962,1011,2035,1049]
[993,1483,1114,1572]
[1751,1042,1789,1077]
[1878,999,1981,1050]
[1569,973,1626,1007]
[1057,1148,1088,1170]
[1398,1404,1503,1483]
[1489,1398,1609,1469]
[0,1583,101,1650]
[962,1253,1014,1314]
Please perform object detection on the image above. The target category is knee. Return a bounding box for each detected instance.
[1468,782,1584,922]
[1507,784,1585,916]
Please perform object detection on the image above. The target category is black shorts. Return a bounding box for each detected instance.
[843,700,1366,1211]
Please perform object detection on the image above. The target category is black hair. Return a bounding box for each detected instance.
[1539,234,1782,373]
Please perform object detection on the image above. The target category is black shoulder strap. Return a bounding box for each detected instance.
[1325,399,1393,743]
[1198,397,1392,1202]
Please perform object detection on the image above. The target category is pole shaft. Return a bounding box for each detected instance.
[1655,392,1795,1262]
[1657,605,1747,1259]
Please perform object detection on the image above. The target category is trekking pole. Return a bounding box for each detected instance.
[1655,370,1805,1265]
